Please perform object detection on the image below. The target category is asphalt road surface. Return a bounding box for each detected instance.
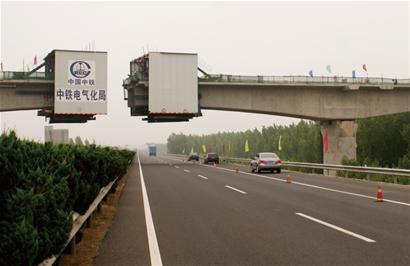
[94,153,410,266]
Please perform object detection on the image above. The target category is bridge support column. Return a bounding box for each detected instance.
[320,120,357,176]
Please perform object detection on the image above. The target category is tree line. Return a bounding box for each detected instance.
[167,113,410,169]
[168,120,322,163]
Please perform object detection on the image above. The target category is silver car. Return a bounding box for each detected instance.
[251,152,282,173]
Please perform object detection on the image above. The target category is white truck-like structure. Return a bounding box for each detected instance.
[123,52,199,122]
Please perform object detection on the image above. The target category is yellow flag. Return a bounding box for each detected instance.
[244,139,249,152]
[278,135,282,151]
[202,144,206,153]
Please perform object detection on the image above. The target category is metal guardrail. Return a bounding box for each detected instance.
[168,154,410,178]
[200,74,410,86]
[284,161,410,177]
[0,71,53,81]
[39,156,134,265]
[38,176,120,266]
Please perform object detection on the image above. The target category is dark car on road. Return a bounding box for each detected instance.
[250,152,282,173]
[187,152,199,161]
[204,153,219,164]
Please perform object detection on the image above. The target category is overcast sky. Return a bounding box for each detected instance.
[1,1,409,147]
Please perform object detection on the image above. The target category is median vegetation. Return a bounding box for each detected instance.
[167,113,410,184]
[0,131,135,265]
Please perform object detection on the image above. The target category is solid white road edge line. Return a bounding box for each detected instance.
[225,185,247,194]
[295,212,376,243]
[184,169,191,173]
[137,152,163,266]
[198,174,208,180]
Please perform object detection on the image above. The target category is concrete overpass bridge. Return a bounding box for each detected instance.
[0,71,54,112]
[123,52,410,168]
[0,49,107,123]
[0,72,95,123]
[198,74,410,120]
[2,51,409,168]
[196,74,410,168]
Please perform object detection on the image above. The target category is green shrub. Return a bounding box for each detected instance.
[0,131,135,265]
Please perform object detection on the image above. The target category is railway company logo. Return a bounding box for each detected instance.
[70,61,91,78]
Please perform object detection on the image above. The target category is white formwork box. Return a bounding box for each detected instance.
[53,50,107,115]
[148,52,198,114]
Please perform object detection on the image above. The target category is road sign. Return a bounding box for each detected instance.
[53,50,107,114]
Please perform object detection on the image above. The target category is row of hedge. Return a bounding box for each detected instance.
[0,131,135,266]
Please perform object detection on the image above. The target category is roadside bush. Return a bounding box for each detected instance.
[0,131,135,265]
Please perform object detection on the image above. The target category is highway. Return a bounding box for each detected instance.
[95,153,410,266]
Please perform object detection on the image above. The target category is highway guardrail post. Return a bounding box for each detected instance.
[69,238,76,256]
[85,215,92,228]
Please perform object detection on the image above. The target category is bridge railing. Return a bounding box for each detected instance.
[201,74,410,86]
[0,71,54,81]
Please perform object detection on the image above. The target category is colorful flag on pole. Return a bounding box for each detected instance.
[362,64,367,72]
[352,70,356,78]
[278,135,282,151]
[323,128,329,153]
[33,55,37,65]
[326,65,332,74]
[244,139,249,153]
[309,70,313,77]
[202,144,206,153]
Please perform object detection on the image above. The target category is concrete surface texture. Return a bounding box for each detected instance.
[321,120,357,175]
[198,82,410,120]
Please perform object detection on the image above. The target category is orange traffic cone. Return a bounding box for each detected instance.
[286,174,292,183]
[376,186,383,202]
[235,165,239,173]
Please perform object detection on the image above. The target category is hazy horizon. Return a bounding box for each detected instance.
[1,1,408,147]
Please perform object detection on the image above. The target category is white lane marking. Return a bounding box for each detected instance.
[184,169,191,173]
[137,152,163,266]
[198,174,208,180]
[290,181,410,207]
[225,185,247,194]
[296,212,376,243]
[196,162,410,207]
[174,166,179,169]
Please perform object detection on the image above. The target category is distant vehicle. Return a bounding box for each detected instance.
[251,152,282,173]
[204,152,219,164]
[148,146,157,156]
[187,152,199,161]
